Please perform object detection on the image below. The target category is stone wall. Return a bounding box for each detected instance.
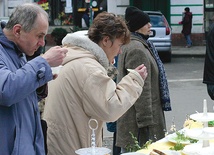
[171,33,206,46]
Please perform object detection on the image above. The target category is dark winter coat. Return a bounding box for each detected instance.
[116,34,166,148]
[181,12,193,35]
[203,23,214,84]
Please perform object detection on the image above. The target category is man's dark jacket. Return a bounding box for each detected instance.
[203,23,214,84]
[181,12,192,35]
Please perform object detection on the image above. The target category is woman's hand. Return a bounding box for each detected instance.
[134,64,148,81]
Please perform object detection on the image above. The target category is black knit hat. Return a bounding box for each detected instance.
[125,6,150,32]
[185,7,190,12]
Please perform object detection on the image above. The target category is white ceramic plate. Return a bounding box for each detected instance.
[166,133,191,145]
[190,113,214,122]
[122,150,181,155]
[183,143,214,155]
[161,150,181,155]
[121,153,145,155]
[75,147,111,155]
[185,128,214,140]
[203,127,214,134]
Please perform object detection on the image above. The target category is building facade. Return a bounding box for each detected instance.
[107,0,211,46]
[1,0,214,46]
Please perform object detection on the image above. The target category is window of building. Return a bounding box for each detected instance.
[35,0,73,26]
[35,0,106,26]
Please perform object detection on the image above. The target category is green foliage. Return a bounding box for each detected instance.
[125,132,152,152]
[208,120,214,127]
[170,142,184,151]
[170,131,198,151]
[51,28,68,45]
[173,131,198,143]
[173,131,188,141]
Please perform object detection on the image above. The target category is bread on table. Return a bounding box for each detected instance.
[149,149,166,155]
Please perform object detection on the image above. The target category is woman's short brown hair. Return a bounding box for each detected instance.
[88,12,130,45]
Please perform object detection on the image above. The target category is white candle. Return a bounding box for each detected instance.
[203,99,208,116]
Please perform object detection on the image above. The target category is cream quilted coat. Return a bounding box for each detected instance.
[43,31,145,155]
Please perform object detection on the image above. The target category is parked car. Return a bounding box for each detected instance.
[0,17,9,23]
[144,11,172,62]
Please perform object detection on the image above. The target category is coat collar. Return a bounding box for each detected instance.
[130,33,156,58]
[62,30,110,69]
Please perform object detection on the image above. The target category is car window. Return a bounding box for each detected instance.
[149,15,165,27]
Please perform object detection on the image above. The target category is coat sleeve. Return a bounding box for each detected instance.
[121,46,154,128]
[82,68,144,122]
[0,56,52,106]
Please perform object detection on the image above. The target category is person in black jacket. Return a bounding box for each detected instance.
[203,16,214,100]
[81,8,90,29]
[179,7,193,48]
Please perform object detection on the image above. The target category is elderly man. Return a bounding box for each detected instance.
[0,3,67,155]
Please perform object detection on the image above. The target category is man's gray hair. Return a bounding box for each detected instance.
[5,3,48,32]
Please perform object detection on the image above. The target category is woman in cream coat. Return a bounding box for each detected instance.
[43,12,147,155]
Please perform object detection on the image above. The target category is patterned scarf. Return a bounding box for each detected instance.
[147,40,171,111]
[133,32,172,111]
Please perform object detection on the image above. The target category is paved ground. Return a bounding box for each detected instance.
[171,45,205,57]
[102,136,114,154]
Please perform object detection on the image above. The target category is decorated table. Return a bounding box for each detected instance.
[134,99,214,155]
[121,99,214,155]
[121,121,214,155]
[75,99,214,155]
[136,132,214,155]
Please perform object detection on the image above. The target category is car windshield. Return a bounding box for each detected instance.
[149,15,165,27]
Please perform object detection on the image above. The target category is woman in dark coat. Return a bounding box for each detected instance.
[116,6,171,153]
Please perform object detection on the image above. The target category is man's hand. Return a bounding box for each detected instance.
[42,46,68,67]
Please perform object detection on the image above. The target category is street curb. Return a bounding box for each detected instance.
[172,54,205,58]
[171,46,205,58]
